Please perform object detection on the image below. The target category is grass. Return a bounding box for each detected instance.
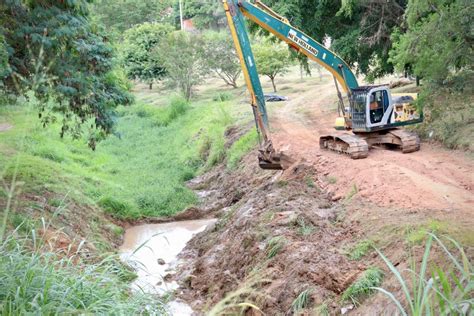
[414,86,474,152]
[406,220,447,244]
[296,217,316,236]
[291,288,312,313]
[227,129,258,169]
[266,236,286,259]
[0,168,164,315]
[314,302,329,316]
[347,239,374,261]
[341,267,384,305]
[345,183,358,201]
[304,175,315,188]
[0,231,164,315]
[207,269,268,316]
[326,176,337,184]
[0,88,253,219]
[374,233,473,315]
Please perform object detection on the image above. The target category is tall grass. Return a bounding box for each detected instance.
[373,233,473,315]
[0,90,252,219]
[0,168,164,314]
[0,231,165,315]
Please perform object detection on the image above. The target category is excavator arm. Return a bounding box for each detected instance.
[224,0,422,165]
[223,0,360,169]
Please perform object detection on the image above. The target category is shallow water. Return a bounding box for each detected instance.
[120,219,216,315]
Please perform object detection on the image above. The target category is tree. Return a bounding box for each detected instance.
[179,0,224,30]
[202,31,241,88]
[253,36,291,92]
[90,0,174,37]
[0,0,132,148]
[157,31,207,100]
[261,0,407,81]
[389,0,473,88]
[121,22,174,90]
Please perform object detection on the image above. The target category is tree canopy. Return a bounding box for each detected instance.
[202,31,241,88]
[0,0,132,148]
[90,0,174,36]
[390,0,473,89]
[157,31,207,100]
[121,22,174,89]
[262,0,407,81]
[253,36,291,92]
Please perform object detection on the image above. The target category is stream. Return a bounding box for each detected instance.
[120,219,217,315]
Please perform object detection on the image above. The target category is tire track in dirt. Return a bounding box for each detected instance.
[269,78,474,216]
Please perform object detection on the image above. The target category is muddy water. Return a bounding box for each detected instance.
[120,219,216,315]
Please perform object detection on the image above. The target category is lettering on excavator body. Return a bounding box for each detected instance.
[287,30,318,57]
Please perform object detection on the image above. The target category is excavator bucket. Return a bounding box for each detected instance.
[258,151,294,170]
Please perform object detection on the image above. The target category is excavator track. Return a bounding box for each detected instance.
[319,133,369,159]
[387,129,420,153]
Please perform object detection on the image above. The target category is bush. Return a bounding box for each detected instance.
[167,95,190,121]
[213,92,232,102]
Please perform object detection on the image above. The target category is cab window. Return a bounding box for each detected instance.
[369,90,389,124]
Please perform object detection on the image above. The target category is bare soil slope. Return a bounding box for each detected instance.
[176,75,473,315]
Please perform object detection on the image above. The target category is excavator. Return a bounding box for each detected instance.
[223,0,422,170]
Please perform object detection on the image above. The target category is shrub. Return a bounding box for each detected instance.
[167,95,190,121]
[213,92,232,102]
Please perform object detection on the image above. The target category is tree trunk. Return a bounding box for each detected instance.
[271,77,277,92]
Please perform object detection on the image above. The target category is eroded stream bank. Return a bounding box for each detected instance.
[118,145,473,315]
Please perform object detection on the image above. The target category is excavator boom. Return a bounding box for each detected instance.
[223,0,421,168]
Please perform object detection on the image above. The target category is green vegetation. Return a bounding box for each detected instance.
[157,31,208,100]
[203,31,242,88]
[291,288,312,313]
[296,217,316,237]
[227,129,258,169]
[90,0,174,36]
[266,236,286,259]
[121,22,174,89]
[345,183,358,201]
[0,232,163,315]
[341,267,384,305]
[0,89,252,219]
[314,302,330,316]
[406,220,447,244]
[347,240,374,261]
[304,175,315,188]
[253,36,292,92]
[415,89,474,151]
[374,233,473,315]
[0,1,132,148]
[326,176,337,184]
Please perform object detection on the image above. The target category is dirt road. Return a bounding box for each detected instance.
[270,78,474,214]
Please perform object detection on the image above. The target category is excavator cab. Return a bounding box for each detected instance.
[349,85,421,133]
